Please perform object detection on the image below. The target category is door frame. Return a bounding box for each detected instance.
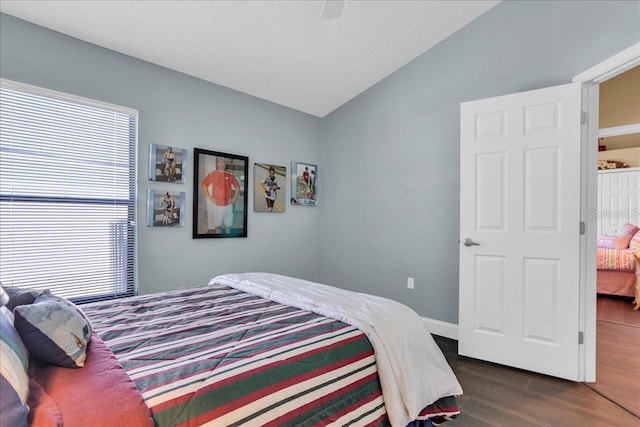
[573,42,640,382]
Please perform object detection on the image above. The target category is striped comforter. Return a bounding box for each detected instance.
[83,285,459,427]
[597,248,637,271]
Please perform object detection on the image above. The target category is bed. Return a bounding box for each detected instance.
[1,273,462,427]
[596,223,640,309]
[596,249,637,297]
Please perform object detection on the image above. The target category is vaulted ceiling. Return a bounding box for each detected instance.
[0,1,501,117]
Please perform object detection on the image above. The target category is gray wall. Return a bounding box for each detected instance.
[0,12,323,294]
[319,0,640,324]
[1,1,639,324]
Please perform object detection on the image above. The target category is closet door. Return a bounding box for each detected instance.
[597,168,640,236]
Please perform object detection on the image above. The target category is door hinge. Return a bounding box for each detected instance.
[581,110,588,125]
[580,221,586,235]
[578,331,584,344]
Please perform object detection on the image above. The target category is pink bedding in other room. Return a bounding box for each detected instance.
[596,248,636,271]
[596,270,636,298]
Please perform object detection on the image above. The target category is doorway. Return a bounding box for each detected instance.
[573,41,639,383]
[580,62,640,416]
[456,43,639,383]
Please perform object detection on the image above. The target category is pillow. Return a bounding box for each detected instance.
[14,292,92,368]
[615,223,639,238]
[1,305,15,324]
[0,306,30,427]
[0,286,8,307]
[27,366,63,427]
[32,332,154,427]
[596,234,631,250]
[631,231,640,252]
[4,286,46,312]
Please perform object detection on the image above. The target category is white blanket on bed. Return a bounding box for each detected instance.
[210,272,463,427]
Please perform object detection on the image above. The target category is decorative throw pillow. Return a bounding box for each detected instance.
[615,223,639,238]
[596,234,631,250]
[0,306,30,427]
[14,292,93,368]
[4,286,45,312]
[1,304,15,324]
[27,366,63,427]
[0,286,8,308]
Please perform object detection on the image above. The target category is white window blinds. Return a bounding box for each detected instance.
[0,79,138,303]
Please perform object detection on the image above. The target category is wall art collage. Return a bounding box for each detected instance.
[147,144,317,239]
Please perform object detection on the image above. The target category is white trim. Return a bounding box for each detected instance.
[422,316,458,340]
[572,40,640,383]
[573,42,640,83]
[598,123,640,138]
[598,166,640,174]
[580,82,599,384]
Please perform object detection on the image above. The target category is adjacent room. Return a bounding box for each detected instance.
[1,1,639,426]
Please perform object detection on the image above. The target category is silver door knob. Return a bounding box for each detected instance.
[463,238,480,247]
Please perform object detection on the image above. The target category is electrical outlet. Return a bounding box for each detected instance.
[407,277,414,289]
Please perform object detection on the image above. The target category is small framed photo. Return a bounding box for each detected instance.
[147,189,185,227]
[254,163,286,213]
[291,161,317,206]
[193,148,248,238]
[149,143,187,183]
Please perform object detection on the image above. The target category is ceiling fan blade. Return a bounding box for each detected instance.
[320,1,346,20]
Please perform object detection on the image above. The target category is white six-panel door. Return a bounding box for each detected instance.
[597,168,640,237]
[459,82,583,381]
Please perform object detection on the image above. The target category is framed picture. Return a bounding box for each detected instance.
[193,148,248,238]
[291,161,317,206]
[149,143,187,183]
[254,163,286,213]
[146,189,185,227]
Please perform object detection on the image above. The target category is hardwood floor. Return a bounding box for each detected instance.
[596,294,640,328]
[432,298,640,426]
[588,295,640,418]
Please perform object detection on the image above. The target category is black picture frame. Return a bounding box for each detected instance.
[193,148,248,238]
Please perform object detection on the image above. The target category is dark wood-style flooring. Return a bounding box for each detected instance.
[589,295,640,418]
[432,295,640,426]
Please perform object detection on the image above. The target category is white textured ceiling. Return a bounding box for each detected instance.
[0,0,500,117]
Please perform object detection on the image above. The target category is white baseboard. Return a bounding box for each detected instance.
[422,317,459,340]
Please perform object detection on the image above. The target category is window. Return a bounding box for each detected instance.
[0,79,138,303]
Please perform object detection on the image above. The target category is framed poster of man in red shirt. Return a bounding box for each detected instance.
[194,148,248,238]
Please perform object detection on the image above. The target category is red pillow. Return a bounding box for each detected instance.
[32,332,153,427]
[27,370,62,427]
[597,234,631,250]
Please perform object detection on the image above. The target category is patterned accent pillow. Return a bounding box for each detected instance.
[615,223,639,238]
[631,230,640,252]
[597,234,631,250]
[14,292,93,368]
[0,306,30,427]
[4,287,46,312]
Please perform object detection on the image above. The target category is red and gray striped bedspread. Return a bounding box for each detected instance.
[82,284,459,426]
